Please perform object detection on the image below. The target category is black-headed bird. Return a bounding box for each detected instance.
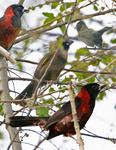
[0,4,26,50]
[16,37,73,99]
[10,83,105,140]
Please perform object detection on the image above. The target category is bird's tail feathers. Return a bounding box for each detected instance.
[9,116,48,127]
[98,27,112,35]
[16,82,36,100]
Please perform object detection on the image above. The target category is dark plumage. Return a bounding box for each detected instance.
[10,83,105,140]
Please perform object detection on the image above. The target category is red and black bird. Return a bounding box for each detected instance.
[9,83,104,140]
[0,4,25,50]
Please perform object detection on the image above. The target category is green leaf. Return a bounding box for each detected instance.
[112,77,116,82]
[87,77,95,83]
[75,48,90,58]
[58,85,66,93]
[43,12,54,18]
[60,25,66,34]
[49,87,55,92]
[51,2,59,9]
[101,55,114,64]
[45,99,54,105]
[60,5,65,12]
[78,0,85,2]
[23,39,30,52]
[44,18,53,24]
[60,3,73,12]
[65,3,74,8]
[29,6,37,10]
[111,38,116,43]
[17,62,23,71]
[93,5,98,11]
[56,13,65,33]
[98,92,106,101]
[43,12,55,24]
[36,107,49,117]
[91,59,100,66]
[0,104,3,116]
[63,76,72,83]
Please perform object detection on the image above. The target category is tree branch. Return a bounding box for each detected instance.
[0,57,21,150]
[64,68,116,75]
[68,85,84,150]
[0,46,16,64]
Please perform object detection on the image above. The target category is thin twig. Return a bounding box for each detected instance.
[16,59,38,65]
[64,68,116,75]
[81,133,116,144]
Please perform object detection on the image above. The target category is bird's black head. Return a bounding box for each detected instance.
[84,83,104,100]
[62,39,73,50]
[76,21,86,31]
[12,4,25,17]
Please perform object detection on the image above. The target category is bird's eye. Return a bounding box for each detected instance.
[18,7,23,12]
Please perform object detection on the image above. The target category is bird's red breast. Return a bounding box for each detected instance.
[77,87,91,119]
[0,6,21,49]
[47,87,93,138]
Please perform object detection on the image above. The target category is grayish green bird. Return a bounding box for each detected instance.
[76,21,112,47]
[16,37,73,100]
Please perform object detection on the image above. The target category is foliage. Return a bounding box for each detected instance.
[1,0,116,149]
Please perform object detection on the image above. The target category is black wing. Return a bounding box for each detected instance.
[46,97,82,128]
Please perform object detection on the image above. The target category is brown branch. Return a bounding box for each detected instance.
[0,46,16,64]
[0,100,65,107]
[64,68,116,75]
[9,77,33,81]
[68,85,84,150]
[82,133,116,143]
[16,59,38,65]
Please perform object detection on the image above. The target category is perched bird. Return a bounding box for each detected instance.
[76,21,112,47]
[16,37,73,99]
[0,4,26,50]
[10,83,104,140]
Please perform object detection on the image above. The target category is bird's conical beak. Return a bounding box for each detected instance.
[24,9,28,13]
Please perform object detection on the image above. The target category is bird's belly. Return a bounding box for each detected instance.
[79,36,94,47]
[44,61,66,81]
[78,31,95,47]
[53,115,75,136]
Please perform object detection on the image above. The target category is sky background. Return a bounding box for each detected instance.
[0,0,116,150]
